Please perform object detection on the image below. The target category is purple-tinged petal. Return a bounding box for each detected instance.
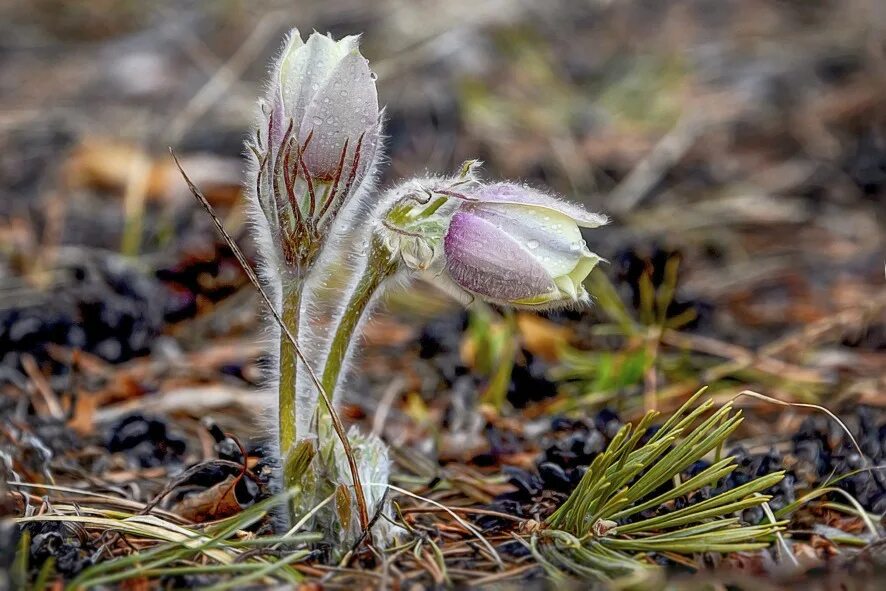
[298,50,379,180]
[444,211,556,302]
[268,92,286,151]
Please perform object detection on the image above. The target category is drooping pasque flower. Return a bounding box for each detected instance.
[441,183,607,307]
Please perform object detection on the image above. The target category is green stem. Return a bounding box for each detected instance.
[278,279,301,485]
[316,237,397,438]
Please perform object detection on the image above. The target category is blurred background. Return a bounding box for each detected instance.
[2,1,886,585]
[1,0,885,517]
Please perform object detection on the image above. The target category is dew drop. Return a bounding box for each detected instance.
[339,90,348,97]
[312,116,324,126]
[526,239,540,250]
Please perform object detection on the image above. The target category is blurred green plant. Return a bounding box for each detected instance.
[554,254,829,415]
[467,305,519,410]
[550,258,694,413]
[595,55,687,132]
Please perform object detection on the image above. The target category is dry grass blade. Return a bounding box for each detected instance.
[16,514,238,564]
[732,390,865,463]
[374,483,504,569]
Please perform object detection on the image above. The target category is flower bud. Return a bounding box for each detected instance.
[442,183,607,307]
[272,30,380,181]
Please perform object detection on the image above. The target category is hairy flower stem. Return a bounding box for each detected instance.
[316,237,397,440]
[278,279,302,492]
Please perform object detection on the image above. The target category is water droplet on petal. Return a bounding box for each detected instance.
[526,239,540,250]
[312,116,324,126]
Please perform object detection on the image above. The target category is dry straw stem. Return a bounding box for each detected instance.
[169,149,371,534]
[731,390,865,463]
[15,491,317,589]
[371,483,504,568]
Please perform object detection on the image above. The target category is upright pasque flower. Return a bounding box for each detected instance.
[442,183,607,307]
[273,31,379,182]
[241,28,386,540]
[250,30,381,269]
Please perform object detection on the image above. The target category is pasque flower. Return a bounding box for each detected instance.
[249,30,382,271]
[242,28,388,542]
[442,183,607,307]
[235,24,612,551]
[272,30,379,182]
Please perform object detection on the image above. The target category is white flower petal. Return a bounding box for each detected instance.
[474,183,609,228]
[280,32,345,128]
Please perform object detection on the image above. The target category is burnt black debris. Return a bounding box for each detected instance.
[792,406,886,513]
[23,521,94,578]
[418,311,468,361]
[713,445,796,524]
[481,410,621,529]
[506,351,558,408]
[495,539,533,561]
[0,253,165,381]
[417,311,471,392]
[106,414,187,469]
[204,419,244,464]
[842,126,886,201]
[155,242,245,323]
